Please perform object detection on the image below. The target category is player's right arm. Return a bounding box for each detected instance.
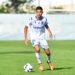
[24,17,32,46]
[24,26,28,46]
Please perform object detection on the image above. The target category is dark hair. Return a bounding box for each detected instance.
[36,6,43,11]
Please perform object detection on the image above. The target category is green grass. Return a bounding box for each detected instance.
[0,40,75,75]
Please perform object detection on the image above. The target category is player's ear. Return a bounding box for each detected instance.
[42,10,43,13]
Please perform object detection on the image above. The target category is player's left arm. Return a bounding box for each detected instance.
[45,24,53,40]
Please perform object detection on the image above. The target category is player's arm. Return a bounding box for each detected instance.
[24,25,28,46]
[45,24,53,40]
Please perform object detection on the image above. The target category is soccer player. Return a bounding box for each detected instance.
[24,6,54,71]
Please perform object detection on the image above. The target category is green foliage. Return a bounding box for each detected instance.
[8,0,33,9]
[52,6,63,9]
[0,6,8,13]
[0,0,34,13]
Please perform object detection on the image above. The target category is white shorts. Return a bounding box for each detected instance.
[31,39,49,49]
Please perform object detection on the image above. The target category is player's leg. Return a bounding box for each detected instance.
[34,45,41,64]
[44,49,54,70]
[40,39,54,70]
[44,49,51,63]
[34,45,44,71]
[31,40,44,71]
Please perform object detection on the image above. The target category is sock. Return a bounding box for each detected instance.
[47,54,51,63]
[35,53,41,64]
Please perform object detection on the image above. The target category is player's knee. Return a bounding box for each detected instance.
[34,46,40,53]
[46,51,50,56]
[36,49,40,53]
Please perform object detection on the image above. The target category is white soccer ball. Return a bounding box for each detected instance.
[24,63,33,72]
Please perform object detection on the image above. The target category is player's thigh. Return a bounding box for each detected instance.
[40,39,49,50]
[31,40,40,53]
[34,45,40,53]
[31,40,39,47]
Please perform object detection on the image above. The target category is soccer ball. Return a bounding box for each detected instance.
[24,63,33,72]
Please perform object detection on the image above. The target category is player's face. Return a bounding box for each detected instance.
[36,10,43,19]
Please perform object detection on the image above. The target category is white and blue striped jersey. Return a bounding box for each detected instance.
[26,16,48,40]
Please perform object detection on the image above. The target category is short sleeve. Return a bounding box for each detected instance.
[25,17,32,27]
[44,18,48,25]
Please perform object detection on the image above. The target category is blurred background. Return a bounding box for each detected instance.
[0,0,75,40]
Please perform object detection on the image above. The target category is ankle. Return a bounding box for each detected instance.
[39,63,42,66]
[47,61,51,64]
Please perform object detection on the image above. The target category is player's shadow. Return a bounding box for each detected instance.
[54,67,73,70]
[0,51,35,54]
[46,67,73,71]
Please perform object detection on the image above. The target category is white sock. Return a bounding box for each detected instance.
[35,53,41,64]
[47,54,51,63]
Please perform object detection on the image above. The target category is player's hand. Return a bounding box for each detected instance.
[25,38,28,46]
[49,33,53,40]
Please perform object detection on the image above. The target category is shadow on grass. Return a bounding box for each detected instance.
[0,51,35,54]
[30,71,35,72]
[45,67,73,71]
[54,67,73,70]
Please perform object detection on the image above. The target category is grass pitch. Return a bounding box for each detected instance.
[0,40,75,75]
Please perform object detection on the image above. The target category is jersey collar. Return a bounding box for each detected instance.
[35,16,43,20]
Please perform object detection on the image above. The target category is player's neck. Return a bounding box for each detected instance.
[36,16,42,20]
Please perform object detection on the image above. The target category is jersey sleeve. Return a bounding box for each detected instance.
[44,18,48,25]
[25,17,32,27]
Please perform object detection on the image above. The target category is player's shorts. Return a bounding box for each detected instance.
[31,39,49,49]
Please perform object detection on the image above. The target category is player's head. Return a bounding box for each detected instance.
[35,6,43,18]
